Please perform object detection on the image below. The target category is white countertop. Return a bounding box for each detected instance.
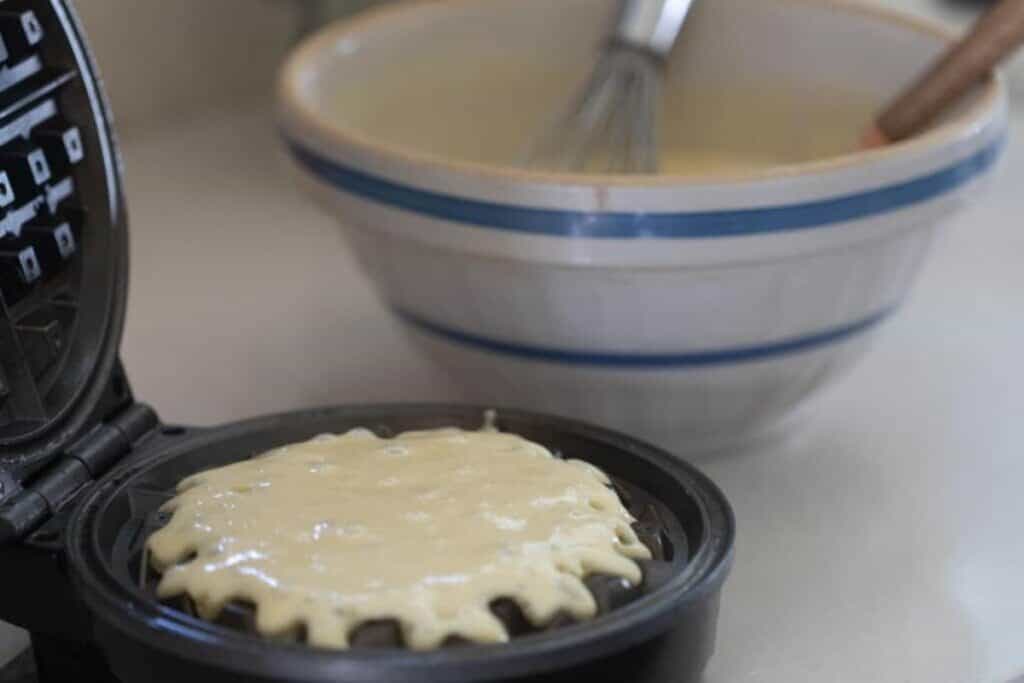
[1,96,1021,679]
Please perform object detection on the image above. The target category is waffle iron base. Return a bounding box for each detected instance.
[13,405,735,683]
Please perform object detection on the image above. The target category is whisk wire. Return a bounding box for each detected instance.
[527,44,664,174]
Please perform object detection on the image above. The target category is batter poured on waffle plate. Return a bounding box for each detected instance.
[147,427,651,650]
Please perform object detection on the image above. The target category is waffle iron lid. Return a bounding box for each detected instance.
[0,0,129,490]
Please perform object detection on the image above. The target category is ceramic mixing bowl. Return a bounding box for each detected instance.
[278,0,1008,450]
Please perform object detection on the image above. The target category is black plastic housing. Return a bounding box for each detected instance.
[67,405,734,683]
[0,0,128,485]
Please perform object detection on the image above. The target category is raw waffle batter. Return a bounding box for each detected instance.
[147,427,650,650]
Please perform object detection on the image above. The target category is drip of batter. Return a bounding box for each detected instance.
[147,427,650,650]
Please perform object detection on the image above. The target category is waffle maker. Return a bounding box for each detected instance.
[0,2,734,681]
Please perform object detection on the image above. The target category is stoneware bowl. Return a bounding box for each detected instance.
[278,0,1008,451]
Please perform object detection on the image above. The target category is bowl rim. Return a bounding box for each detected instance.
[277,0,1006,190]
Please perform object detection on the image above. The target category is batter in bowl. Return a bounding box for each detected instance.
[147,427,651,650]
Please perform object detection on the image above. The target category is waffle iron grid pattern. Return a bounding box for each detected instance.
[0,1,88,447]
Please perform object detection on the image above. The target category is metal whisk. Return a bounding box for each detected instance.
[527,0,695,173]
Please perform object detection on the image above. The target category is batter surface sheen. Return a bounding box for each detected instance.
[147,427,650,650]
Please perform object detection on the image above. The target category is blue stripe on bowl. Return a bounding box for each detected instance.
[286,135,1004,239]
[396,307,894,368]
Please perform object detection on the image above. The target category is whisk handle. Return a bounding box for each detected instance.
[615,0,695,57]
[876,0,1024,142]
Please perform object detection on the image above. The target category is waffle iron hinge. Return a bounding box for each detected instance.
[0,402,158,544]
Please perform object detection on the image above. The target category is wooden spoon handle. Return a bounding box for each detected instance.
[876,0,1024,143]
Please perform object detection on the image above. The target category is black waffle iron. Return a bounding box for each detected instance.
[0,2,734,681]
